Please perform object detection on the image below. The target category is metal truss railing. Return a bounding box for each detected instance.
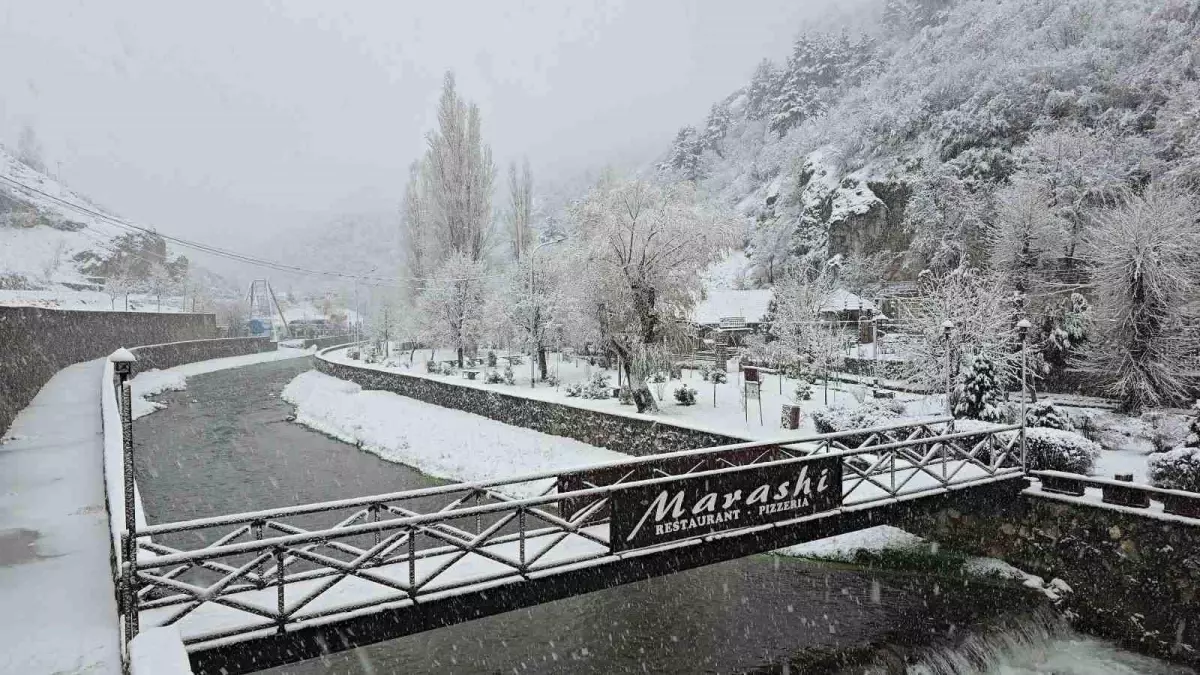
[125,418,1024,651]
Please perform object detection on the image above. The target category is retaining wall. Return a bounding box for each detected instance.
[0,306,217,435]
[900,491,1200,666]
[314,350,747,456]
[130,337,275,374]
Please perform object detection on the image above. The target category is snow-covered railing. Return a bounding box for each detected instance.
[1031,470,1200,520]
[128,418,1024,654]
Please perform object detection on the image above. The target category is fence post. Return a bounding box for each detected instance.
[274,546,286,634]
[519,508,527,571]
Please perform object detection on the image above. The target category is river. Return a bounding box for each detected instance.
[133,358,1188,674]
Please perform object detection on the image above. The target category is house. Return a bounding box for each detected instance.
[819,288,888,324]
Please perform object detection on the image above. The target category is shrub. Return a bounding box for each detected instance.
[503,365,515,385]
[1148,447,1200,492]
[1021,428,1100,474]
[425,360,439,374]
[651,371,668,400]
[487,350,498,368]
[618,386,634,405]
[546,374,560,387]
[484,370,504,384]
[1149,401,1200,492]
[674,385,698,406]
[582,372,612,399]
[698,364,712,380]
[811,403,902,447]
[565,382,584,397]
[794,381,813,401]
[1025,402,1073,431]
[709,371,728,384]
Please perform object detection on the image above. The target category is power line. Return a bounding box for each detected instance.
[0,173,511,287]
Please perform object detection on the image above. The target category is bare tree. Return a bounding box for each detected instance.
[415,252,488,367]
[506,159,534,261]
[401,160,435,301]
[1082,184,1200,413]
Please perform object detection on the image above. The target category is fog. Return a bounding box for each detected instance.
[1,0,860,259]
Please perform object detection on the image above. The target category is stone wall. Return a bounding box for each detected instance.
[131,337,275,374]
[314,352,747,456]
[0,306,218,435]
[300,335,354,350]
[900,492,1200,666]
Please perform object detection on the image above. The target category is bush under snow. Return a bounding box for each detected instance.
[1148,447,1200,493]
[811,403,903,447]
[1021,427,1100,474]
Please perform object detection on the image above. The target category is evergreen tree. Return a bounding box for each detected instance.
[700,102,733,157]
[744,59,780,121]
[955,353,1004,422]
[660,127,703,181]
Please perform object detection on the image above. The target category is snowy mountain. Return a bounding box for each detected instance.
[0,144,238,310]
[658,0,1200,286]
[0,144,132,290]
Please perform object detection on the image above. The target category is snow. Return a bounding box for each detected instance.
[0,289,201,312]
[130,370,188,420]
[0,359,122,674]
[281,370,629,498]
[772,524,923,558]
[130,627,192,675]
[690,288,774,325]
[328,346,927,441]
[700,250,752,291]
[820,288,885,317]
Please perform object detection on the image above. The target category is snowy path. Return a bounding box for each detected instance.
[0,359,121,674]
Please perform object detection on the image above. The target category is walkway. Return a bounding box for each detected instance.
[0,359,121,674]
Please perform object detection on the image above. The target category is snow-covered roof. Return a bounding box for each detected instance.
[691,289,773,326]
[821,288,887,319]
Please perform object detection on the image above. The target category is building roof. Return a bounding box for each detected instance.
[691,289,774,326]
[820,288,887,319]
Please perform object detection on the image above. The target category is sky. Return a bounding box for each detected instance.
[0,0,862,261]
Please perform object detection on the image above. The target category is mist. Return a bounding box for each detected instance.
[1,0,864,268]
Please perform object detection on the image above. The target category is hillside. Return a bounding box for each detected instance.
[0,144,239,311]
[658,0,1200,285]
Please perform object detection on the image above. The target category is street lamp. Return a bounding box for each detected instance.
[529,235,567,388]
[942,320,955,418]
[1017,318,1032,469]
[109,348,138,639]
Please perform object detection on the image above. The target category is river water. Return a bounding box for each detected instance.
[133,359,1189,674]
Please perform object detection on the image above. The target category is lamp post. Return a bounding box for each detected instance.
[109,348,138,639]
[528,236,567,388]
[1017,318,1031,469]
[942,320,955,418]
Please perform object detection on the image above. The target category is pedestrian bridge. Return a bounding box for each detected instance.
[126,417,1026,674]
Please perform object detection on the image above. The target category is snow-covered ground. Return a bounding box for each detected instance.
[130,346,314,419]
[337,346,943,441]
[774,524,1071,601]
[281,370,628,498]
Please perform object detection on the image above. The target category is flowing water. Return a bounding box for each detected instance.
[134,359,1190,674]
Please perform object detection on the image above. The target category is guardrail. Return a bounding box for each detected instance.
[128,418,1023,651]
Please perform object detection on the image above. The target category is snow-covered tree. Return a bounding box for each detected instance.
[572,179,737,412]
[415,252,489,367]
[424,71,496,262]
[901,266,1023,398]
[401,160,435,297]
[955,352,1004,422]
[770,261,836,377]
[905,166,993,274]
[700,102,733,157]
[505,159,534,261]
[989,178,1063,294]
[1082,183,1200,413]
[744,60,780,121]
[660,127,703,181]
[493,251,569,382]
